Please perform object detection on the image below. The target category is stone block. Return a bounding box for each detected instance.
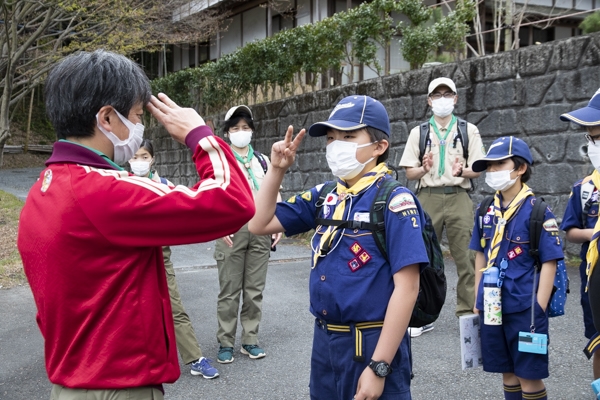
[524,75,555,106]
[558,67,600,101]
[518,45,552,77]
[543,81,564,104]
[564,133,590,164]
[548,36,588,72]
[518,104,573,134]
[260,119,279,139]
[430,64,457,83]
[464,83,485,112]
[484,80,524,109]
[357,77,384,99]
[412,95,430,120]
[455,88,468,115]
[476,109,518,136]
[453,65,470,90]
[482,52,517,81]
[528,162,573,194]
[385,98,413,122]
[405,69,432,94]
[528,133,566,164]
[466,111,488,127]
[389,121,408,147]
[582,40,600,67]
[382,74,408,98]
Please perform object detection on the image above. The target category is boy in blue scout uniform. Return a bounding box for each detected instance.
[559,89,600,380]
[249,95,429,400]
[469,137,563,400]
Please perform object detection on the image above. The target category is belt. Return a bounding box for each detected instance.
[421,186,467,194]
[316,319,384,362]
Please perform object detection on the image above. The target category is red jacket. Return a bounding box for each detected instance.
[18,126,255,389]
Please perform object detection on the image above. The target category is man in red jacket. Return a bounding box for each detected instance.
[17,50,255,400]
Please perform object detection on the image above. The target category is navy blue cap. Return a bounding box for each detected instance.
[560,89,600,126]
[472,136,533,173]
[308,95,390,137]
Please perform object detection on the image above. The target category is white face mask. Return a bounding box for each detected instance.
[130,160,152,177]
[587,142,600,172]
[431,97,455,118]
[485,169,517,192]
[229,130,253,148]
[96,110,144,165]
[326,140,375,180]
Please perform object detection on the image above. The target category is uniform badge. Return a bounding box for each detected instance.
[480,238,486,248]
[592,189,599,203]
[324,193,338,205]
[348,258,361,272]
[508,246,523,260]
[358,251,371,264]
[486,206,494,215]
[354,212,370,223]
[323,205,331,218]
[388,193,416,213]
[286,195,296,204]
[543,218,559,232]
[483,215,491,224]
[301,191,312,202]
[41,169,52,193]
[350,242,362,255]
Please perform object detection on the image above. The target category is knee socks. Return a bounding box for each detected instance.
[522,388,547,400]
[503,384,522,400]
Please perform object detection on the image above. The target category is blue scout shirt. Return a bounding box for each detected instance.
[469,196,564,314]
[275,176,429,323]
[560,179,599,259]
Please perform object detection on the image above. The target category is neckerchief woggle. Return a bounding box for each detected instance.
[233,144,260,190]
[586,170,600,290]
[430,115,456,177]
[481,183,533,272]
[312,163,390,267]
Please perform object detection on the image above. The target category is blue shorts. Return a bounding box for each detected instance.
[580,260,598,339]
[309,319,412,400]
[479,301,549,380]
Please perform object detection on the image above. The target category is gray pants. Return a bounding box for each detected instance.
[215,223,270,347]
[51,384,163,400]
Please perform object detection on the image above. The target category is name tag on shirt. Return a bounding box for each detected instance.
[354,212,370,223]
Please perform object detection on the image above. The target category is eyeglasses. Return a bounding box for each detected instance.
[585,131,600,145]
[429,92,456,100]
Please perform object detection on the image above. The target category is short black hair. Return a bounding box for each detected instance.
[365,127,389,163]
[140,139,154,157]
[45,49,151,140]
[512,156,532,183]
[222,112,255,135]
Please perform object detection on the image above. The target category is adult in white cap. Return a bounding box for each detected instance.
[214,104,282,364]
[399,77,486,336]
[559,88,600,381]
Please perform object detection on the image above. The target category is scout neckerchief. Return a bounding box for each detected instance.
[481,183,533,272]
[312,163,390,267]
[233,144,260,190]
[430,115,457,177]
[585,170,600,290]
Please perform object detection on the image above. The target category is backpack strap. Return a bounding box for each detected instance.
[418,122,431,165]
[314,181,338,224]
[253,150,269,174]
[369,178,402,261]
[581,176,596,227]
[452,118,469,166]
[529,197,547,271]
[477,196,494,234]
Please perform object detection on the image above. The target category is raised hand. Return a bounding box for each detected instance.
[147,93,205,144]
[422,151,434,173]
[270,125,306,170]
[452,157,464,177]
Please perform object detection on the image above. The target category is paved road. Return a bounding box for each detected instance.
[0,168,595,399]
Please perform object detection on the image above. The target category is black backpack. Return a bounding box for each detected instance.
[315,178,447,328]
[253,151,268,174]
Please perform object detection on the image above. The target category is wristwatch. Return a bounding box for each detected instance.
[368,360,392,377]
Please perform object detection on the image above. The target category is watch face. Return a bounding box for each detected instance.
[375,363,389,376]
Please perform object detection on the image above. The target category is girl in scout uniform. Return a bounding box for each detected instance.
[469,136,563,400]
[249,95,430,400]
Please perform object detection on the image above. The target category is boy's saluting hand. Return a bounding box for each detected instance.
[270,125,306,170]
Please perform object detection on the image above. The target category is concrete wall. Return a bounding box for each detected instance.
[147,32,600,253]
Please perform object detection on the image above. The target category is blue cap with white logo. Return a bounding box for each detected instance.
[560,88,600,126]
[471,136,533,172]
[308,95,390,137]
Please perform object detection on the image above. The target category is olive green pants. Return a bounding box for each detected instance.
[214,223,270,347]
[417,190,475,317]
[163,246,202,364]
[50,384,163,400]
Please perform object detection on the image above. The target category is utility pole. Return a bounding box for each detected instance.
[505,0,513,51]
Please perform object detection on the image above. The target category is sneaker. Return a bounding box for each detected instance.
[217,346,234,364]
[190,357,219,379]
[241,344,266,359]
[408,323,434,338]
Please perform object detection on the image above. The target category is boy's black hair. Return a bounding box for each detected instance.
[512,156,531,183]
[365,127,389,164]
[139,139,155,157]
[222,112,255,135]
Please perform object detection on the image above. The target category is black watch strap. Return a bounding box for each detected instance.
[368,359,392,377]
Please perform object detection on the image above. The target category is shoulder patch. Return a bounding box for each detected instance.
[301,191,312,202]
[286,195,296,204]
[41,169,52,192]
[543,218,559,232]
[388,192,416,213]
